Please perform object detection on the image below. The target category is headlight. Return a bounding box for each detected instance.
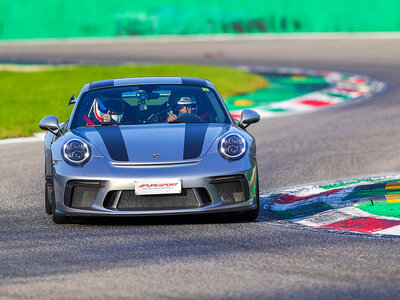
[62,139,91,166]
[219,134,247,160]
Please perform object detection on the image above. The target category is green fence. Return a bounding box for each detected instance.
[0,0,399,39]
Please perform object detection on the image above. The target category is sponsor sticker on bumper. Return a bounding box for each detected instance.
[135,178,182,195]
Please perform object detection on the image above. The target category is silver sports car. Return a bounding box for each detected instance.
[39,77,260,224]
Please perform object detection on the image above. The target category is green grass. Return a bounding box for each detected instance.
[0,64,267,139]
[356,202,400,218]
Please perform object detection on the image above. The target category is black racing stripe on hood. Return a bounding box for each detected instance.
[183,123,209,160]
[96,127,129,161]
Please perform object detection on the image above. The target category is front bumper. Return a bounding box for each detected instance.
[52,154,258,217]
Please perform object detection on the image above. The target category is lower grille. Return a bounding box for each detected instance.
[70,186,98,208]
[212,175,248,203]
[116,189,201,210]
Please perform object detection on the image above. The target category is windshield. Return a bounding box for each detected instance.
[70,85,230,128]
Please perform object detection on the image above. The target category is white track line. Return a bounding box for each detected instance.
[1,32,400,46]
[0,132,46,145]
[295,207,376,226]
[375,225,400,236]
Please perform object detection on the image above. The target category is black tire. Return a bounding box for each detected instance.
[45,179,52,215]
[230,206,259,222]
[229,176,260,222]
[229,203,259,222]
[52,214,70,224]
[51,193,70,224]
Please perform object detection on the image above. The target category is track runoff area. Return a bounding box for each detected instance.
[227,67,399,236]
[264,176,400,236]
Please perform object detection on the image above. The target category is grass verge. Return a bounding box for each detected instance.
[0,64,267,139]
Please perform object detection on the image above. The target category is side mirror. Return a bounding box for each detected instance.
[240,109,260,129]
[39,115,62,137]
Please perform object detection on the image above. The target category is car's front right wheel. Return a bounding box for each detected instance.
[228,203,259,222]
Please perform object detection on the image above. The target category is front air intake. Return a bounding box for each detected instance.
[211,175,249,203]
[64,180,101,208]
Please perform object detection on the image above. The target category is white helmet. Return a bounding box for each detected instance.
[175,96,197,114]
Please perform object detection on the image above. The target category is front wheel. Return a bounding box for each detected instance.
[52,214,70,224]
[229,206,259,222]
[229,202,259,222]
[51,193,70,224]
[45,178,52,215]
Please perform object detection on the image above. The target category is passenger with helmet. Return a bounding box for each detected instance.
[85,98,125,125]
[167,96,199,122]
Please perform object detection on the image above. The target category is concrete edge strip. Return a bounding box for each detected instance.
[0,132,46,145]
[2,32,400,46]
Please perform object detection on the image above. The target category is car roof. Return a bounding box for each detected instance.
[88,77,213,91]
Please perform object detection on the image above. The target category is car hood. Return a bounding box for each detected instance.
[72,123,230,163]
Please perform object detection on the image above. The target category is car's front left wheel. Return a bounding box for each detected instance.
[45,178,52,215]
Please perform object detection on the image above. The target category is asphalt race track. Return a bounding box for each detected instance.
[1,38,400,299]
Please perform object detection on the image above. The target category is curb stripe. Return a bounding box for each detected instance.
[296,207,373,226]
[298,99,334,107]
[385,195,400,203]
[275,202,333,220]
[319,217,400,233]
[385,182,400,189]
[273,188,343,205]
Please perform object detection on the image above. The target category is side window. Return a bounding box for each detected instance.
[73,97,94,128]
[206,91,227,123]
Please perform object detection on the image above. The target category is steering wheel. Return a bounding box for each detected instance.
[146,107,169,123]
[169,113,206,123]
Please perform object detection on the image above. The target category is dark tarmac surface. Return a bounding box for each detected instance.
[1,37,400,299]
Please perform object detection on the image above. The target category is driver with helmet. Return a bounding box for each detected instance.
[87,98,125,124]
[167,96,198,122]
